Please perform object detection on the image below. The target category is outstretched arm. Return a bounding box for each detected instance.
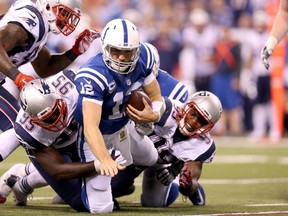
[262,0,288,69]
[32,146,96,181]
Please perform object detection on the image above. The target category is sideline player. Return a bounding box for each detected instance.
[261,0,288,69]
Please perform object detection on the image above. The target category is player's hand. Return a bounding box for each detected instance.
[108,148,127,166]
[261,46,272,70]
[261,36,278,70]
[94,155,126,177]
[179,164,193,196]
[71,29,101,56]
[156,166,177,186]
[14,72,34,90]
[126,98,159,124]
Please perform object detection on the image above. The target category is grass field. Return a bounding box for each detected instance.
[1,136,288,216]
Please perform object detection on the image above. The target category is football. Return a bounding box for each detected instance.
[127,90,152,111]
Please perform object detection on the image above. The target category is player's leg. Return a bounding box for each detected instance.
[0,163,26,203]
[27,146,87,212]
[78,138,114,213]
[141,166,179,207]
[128,121,158,166]
[0,84,20,161]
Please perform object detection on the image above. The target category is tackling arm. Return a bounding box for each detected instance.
[32,145,96,181]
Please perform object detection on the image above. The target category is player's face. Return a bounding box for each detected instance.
[110,47,135,62]
[183,107,208,132]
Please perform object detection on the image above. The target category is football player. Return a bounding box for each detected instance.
[0,0,99,163]
[0,70,126,212]
[111,43,189,208]
[261,0,287,69]
[141,91,222,207]
[73,18,165,213]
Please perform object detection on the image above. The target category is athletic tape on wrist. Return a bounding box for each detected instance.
[265,36,278,51]
[7,66,20,80]
[94,160,101,173]
[152,101,165,122]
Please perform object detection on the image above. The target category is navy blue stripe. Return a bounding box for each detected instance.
[121,19,128,46]
[195,142,216,162]
[156,97,172,127]
[172,85,185,100]
[14,122,47,149]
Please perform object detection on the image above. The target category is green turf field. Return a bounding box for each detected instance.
[1,137,288,216]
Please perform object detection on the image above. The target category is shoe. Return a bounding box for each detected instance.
[113,198,120,211]
[10,177,33,206]
[188,183,205,206]
[51,194,66,204]
[0,163,26,203]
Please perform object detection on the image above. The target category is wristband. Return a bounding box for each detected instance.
[65,49,79,61]
[152,100,165,122]
[265,36,278,51]
[7,66,20,80]
[94,160,101,173]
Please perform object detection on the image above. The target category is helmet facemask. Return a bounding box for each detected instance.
[176,102,214,138]
[52,4,80,36]
[103,45,140,74]
[30,98,68,132]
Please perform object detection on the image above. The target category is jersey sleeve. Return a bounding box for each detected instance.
[9,3,48,42]
[74,68,109,104]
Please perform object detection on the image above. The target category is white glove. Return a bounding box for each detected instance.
[135,122,154,135]
[261,36,278,70]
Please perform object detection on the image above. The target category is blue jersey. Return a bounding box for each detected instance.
[157,69,188,103]
[74,43,155,134]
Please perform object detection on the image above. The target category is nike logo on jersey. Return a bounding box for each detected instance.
[108,81,116,93]
[83,78,91,84]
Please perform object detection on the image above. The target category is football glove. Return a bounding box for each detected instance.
[261,36,278,70]
[156,160,184,186]
[71,29,101,56]
[179,164,193,197]
[109,148,127,166]
[14,72,34,90]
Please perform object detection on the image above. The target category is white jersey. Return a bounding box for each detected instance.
[153,98,216,163]
[14,70,79,149]
[0,0,49,81]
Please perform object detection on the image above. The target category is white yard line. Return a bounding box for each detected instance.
[178,211,288,216]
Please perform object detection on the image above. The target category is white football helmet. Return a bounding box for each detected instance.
[19,79,68,132]
[176,91,222,137]
[36,0,81,36]
[145,43,160,77]
[101,19,140,74]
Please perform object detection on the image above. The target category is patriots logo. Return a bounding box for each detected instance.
[20,16,37,29]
